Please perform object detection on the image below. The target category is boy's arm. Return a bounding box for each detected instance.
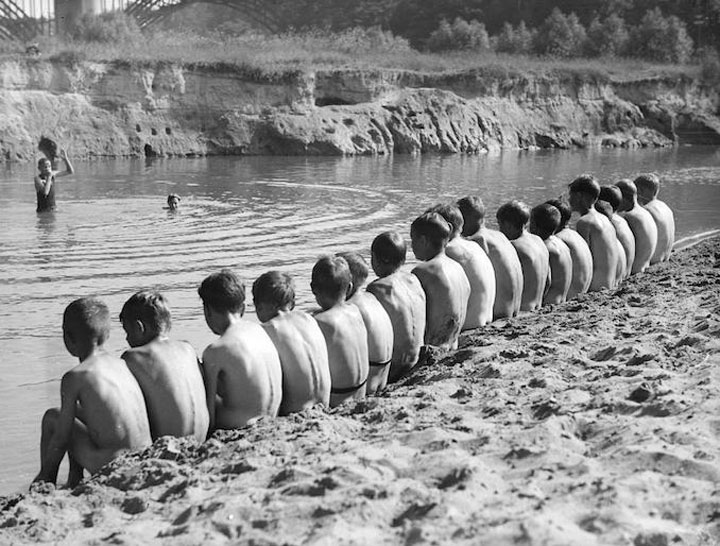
[34,372,80,483]
[34,175,53,197]
[202,350,218,433]
[55,149,74,178]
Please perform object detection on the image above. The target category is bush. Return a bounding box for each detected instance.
[629,8,694,63]
[534,9,587,58]
[68,12,143,43]
[427,17,491,52]
[495,21,535,55]
[699,47,720,86]
[586,13,629,57]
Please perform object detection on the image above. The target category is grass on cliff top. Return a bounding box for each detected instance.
[6,28,699,82]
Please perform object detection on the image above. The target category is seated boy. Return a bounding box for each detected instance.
[198,270,282,429]
[634,173,675,264]
[120,291,209,442]
[598,185,636,278]
[337,252,394,395]
[431,203,496,329]
[457,196,523,320]
[496,200,550,312]
[529,204,572,305]
[410,212,470,350]
[595,200,628,284]
[34,298,151,488]
[366,231,427,383]
[615,179,658,274]
[545,199,593,299]
[252,271,331,414]
[568,175,620,290]
[311,256,369,407]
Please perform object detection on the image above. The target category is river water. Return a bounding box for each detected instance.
[1,146,719,495]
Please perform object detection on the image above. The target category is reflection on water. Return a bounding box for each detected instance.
[0,147,719,494]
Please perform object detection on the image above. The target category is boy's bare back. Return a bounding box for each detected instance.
[575,210,619,290]
[511,232,549,312]
[556,228,593,299]
[446,237,496,329]
[543,235,572,305]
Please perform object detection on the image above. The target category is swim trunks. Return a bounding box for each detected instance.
[330,377,368,395]
[369,358,392,368]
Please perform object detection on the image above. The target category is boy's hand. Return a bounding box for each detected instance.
[60,148,68,160]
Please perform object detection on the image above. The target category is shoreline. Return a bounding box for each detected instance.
[2,237,719,545]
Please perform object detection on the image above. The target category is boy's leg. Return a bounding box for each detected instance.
[67,419,117,487]
[35,408,61,484]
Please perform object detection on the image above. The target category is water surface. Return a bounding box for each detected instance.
[1,147,719,494]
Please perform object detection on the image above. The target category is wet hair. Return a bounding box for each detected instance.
[410,211,451,245]
[456,196,485,236]
[544,198,572,230]
[530,203,561,240]
[496,200,530,228]
[371,231,406,268]
[615,178,637,204]
[198,269,245,314]
[37,157,51,169]
[252,271,295,311]
[311,255,351,301]
[120,291,172,334]
[64,297,110,346]
[167,193,181,205]
[429,203,464,238]
[336,251,369,298]
[598,185,622,212]
[594,200,614,220]
[568,174,600,201]
[634,173,660,199]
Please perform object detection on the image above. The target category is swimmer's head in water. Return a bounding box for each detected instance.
[167,194,181,210]
[252,271,295,323]
[336,251,369,299]
[120,291,172,347]
[456,196,485,236]
[529,203,561,240]
[63,298,111,356]
[311,255,351,310]
[371,231,406,277]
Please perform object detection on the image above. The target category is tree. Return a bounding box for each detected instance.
[495,21,535,54]
[427,17,491,52]
[586,13,630,57]
[534,9,587,58]
[630,8,694,63]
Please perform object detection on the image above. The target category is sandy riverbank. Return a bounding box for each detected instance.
[1,237,719,545]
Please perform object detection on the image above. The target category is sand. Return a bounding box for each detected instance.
[1,238,719,545]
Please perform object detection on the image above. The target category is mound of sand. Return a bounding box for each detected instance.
[2,239,719,545]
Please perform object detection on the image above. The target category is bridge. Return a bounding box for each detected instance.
[0,0,285,41]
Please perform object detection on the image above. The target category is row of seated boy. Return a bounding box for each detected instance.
[33,172,674,488]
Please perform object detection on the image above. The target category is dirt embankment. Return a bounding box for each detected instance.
[1,238,719,545]
[1,60,719,161]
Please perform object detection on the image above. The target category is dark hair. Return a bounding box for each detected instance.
[634,173,660,198]
[311,256,351,301]
[530,203,561,239]
[120,291,172,334]
[456,196,485,236]
[594,200,614,220]
[568,174,601,200]
[496,200,530,228]
[598,185,622,212]
[615,178,637,199]
[411,212,451,245]
[544,198,571,230]
[429,203,464,238]
[198,269,245,314]
[336,251,369,298]
[252,271,295,311]
[371,231,406,268]
[64,297,110,345]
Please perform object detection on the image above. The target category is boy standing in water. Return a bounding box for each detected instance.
[337,252,394,395]
[634,173,675,264]
[311,256,369,407]
[529,204,572,305]
[457,196,523,320]
[252,271,331,414]
[34,298,151,488]
[615,179,658,274]
[367,231,426,383]
[496,200,549,312]
[410,212,470,350]
[120,291,209,442]
[34,148,74,213]
[199,270,282,429]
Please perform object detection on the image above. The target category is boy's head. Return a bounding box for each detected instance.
[529,203,561,240]
[336,252,369,299]
[371,231,406,277]
[198,269,246,318]
[63,298,111,357]
[252,271,295,323]
[37,157,52,175]
[594,199,614,220]
[429,203,464,240]
[544,198,571,231]
[634,173,660,205]
[311,256,351,310]
[615,179,637,211]
[119,291,172,348]
[568,174,600,212]
[167,194,181,210]
[495,200,530,240]
[598,185,622,213]
[410,212,451,261]
[456,196,485,236]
